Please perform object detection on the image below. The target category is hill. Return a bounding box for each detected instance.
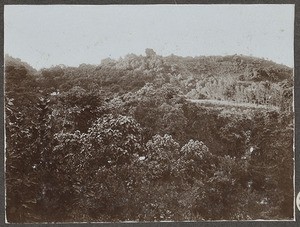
[4,50,294,222]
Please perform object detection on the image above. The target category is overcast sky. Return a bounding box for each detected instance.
[4,4,294,69]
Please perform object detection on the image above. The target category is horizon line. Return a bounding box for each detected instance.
[4,51,293,71]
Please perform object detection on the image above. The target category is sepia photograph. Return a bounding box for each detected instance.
[4,4,295,223]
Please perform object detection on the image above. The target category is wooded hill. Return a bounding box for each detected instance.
[5,50,294,222]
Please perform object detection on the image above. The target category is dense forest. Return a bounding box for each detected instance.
[5,49,294,222]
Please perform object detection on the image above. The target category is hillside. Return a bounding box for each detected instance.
[5,50,294,222]
[6,49,292,109]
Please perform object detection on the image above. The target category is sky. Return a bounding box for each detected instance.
[4,4,295,69]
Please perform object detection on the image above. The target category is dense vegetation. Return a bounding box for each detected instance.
[5,49,294,222]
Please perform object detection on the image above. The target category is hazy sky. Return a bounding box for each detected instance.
[4,5,294,69]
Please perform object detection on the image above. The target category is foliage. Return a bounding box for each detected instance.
[5,51,294,222]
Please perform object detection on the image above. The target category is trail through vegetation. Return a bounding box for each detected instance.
[187,99,280,111]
